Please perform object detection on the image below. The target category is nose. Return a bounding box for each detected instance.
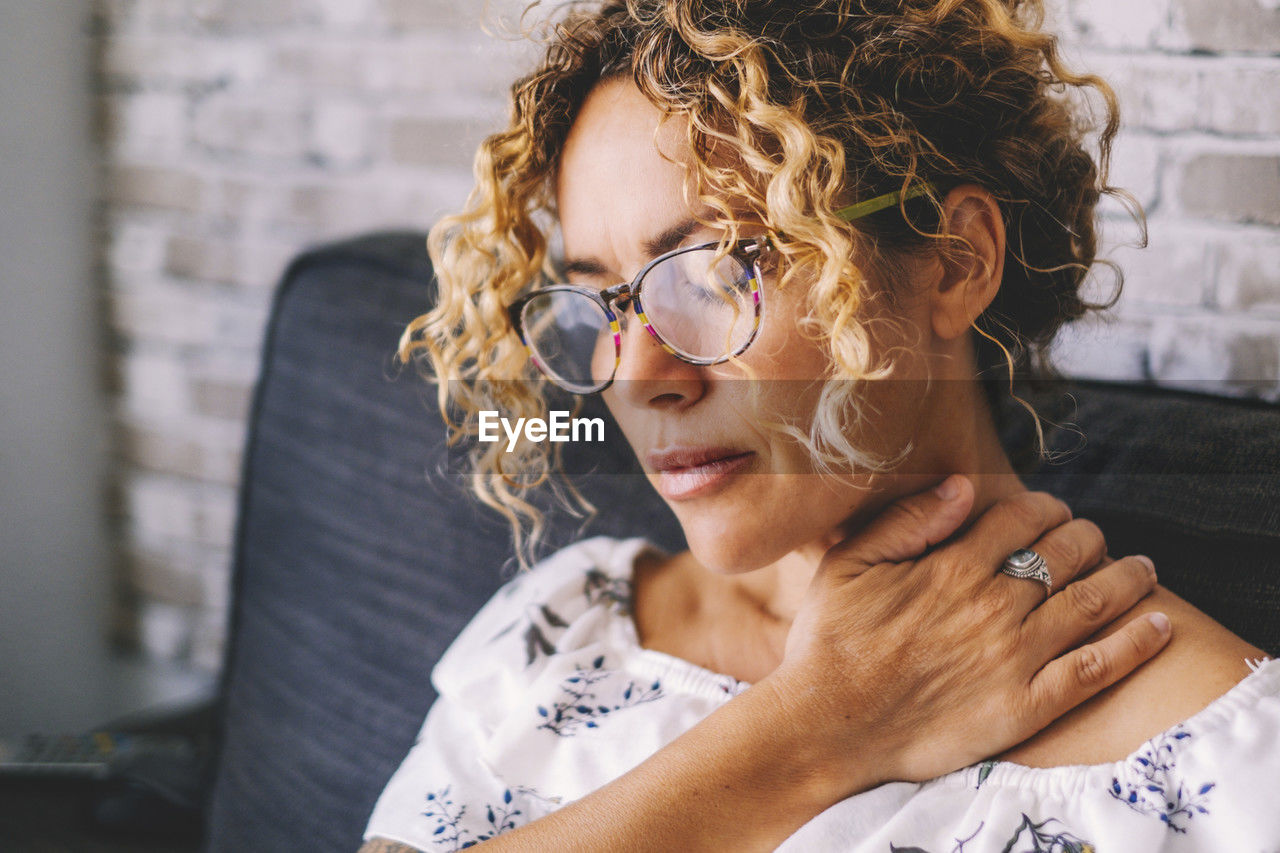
[610,305,706,410]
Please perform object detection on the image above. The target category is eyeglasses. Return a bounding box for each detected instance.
[508,182,934,394]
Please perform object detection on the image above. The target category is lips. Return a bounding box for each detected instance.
[645,446,754,500]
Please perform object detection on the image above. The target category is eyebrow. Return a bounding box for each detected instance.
[561,215,703,279]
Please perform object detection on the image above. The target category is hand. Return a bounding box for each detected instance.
[769,475,1169,795]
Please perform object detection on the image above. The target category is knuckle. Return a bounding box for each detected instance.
[1076,518,1106,551]
[1056,497,1074,522]
[889,497,932,531]
[936,552,970,584]
[1044,533,1080,573]
[1065,519,1107,567]
[1064,579,1108,622]
[1001,493,1045,530]
[976,584,1017,622]
[1073,646,1110,686]
[1122,622,1150,658]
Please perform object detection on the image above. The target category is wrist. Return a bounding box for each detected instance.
[754,663,893,804]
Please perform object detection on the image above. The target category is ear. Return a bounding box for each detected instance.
[928,184,1006,341]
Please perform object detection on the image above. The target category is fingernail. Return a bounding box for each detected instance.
[934,475,960,501]
[1148,612,1171,636]
[1135,555,1156,578]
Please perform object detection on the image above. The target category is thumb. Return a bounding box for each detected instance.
[826,475,975,570]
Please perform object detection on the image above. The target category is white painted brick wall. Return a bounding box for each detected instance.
[94,0,1280,670]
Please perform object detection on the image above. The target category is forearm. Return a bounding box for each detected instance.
[476,674,858,852]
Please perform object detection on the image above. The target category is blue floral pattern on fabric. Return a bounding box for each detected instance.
[891,814,1095,853]
[536,654,664,736]
[489,565,633,667]
[976,759,999,789]
[420,785,521,850]
[582,566,632,613]
[1108,724,1214,833]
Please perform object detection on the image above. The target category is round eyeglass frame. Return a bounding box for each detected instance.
[506,236,768,394]
[507,181,936,394]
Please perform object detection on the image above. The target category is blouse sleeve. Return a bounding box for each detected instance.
[362,689,547,850]
[362,537,630,849]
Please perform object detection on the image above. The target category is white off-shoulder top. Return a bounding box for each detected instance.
[365,536,1280,852]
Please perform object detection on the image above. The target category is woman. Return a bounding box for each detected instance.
[363,1,1278,850]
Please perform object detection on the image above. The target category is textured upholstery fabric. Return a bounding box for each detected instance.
[206,232,1279,852]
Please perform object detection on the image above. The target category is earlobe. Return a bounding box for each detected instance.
[928,186,1006,342]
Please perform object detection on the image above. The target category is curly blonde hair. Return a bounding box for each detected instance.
[399,0,1145,564]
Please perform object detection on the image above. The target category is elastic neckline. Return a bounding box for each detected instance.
[603,537,754,701]
[596,535,1280,796]
[928,655,1280,800]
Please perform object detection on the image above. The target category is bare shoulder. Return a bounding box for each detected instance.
[1000,585,1270,768]
[358,839,423,853]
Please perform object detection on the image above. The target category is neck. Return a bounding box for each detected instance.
[731,377,1026,627]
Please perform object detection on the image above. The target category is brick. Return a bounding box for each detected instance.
[1079,53,1201,135]
[189,0,315,32]
[1199,63,1280,137]
[271,41,375,92]
[1149,316,1280,396]
[1165,0,1280,53]
[119,349,191,419]
[310,100,371,168]
[288,183,379,229]
[1100,133,1162,213]
[288,180,441,232]
[110,287,218,347]
[1066,0,1170,50]
[127,546,206,606]
[1104,223,1208,308]
[1177,154,1280,226]
[135,600,195,661]
[100,91,189,159]
[363,35,538,97]
[92,0,191,35]
[190,608,229,671]
[124,472,237,548]
[191,376,254,421]
[380,0,526,30]
[116,415,246,485]
[192,94,309,161]
[386,115,495,170]
[198,560,233,614]
[105,220,170,273]
[1215,236,1280,312]
[109,283,270,349]
[205,178,296,227]
[315,0,379,29]
[100,36,270,90]
[164,235,298,288]
[1050,315,1150,382]
[105,164,206,213]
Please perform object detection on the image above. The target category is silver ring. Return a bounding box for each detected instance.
[1001,548,1053,596]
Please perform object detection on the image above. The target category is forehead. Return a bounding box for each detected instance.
[555,79,696,262]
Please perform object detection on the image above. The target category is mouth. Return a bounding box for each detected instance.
[645,446,755,501]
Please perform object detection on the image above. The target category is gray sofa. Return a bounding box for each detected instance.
[204,232,1280,852]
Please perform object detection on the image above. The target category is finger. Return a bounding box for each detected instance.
[999,518,1108,607]
[1025,610,1171,728]
[1023,554,1159,662]
[965,491,1073,570]
[827,475,975,570]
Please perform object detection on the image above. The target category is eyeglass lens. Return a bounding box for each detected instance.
[519,247,758,392]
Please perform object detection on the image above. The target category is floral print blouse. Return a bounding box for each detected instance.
[364,536,1280,852]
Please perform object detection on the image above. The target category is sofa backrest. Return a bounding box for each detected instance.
[205,232,1279,852]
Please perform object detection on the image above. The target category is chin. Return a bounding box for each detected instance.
[677,512,789,575]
